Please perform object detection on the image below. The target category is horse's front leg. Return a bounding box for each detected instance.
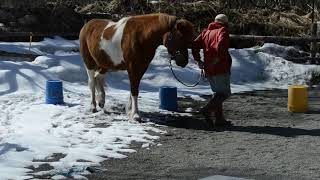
[127,69,147,122]
[95,72,106,109]
[126,94,132,114]
[128,93,140,122]
[86,69,97,112]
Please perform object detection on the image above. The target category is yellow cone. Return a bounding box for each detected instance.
[288,85,308,112]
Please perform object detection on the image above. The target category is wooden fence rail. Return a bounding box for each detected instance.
[0,32,319,64]
[0,32,78,38]
[230,35,320,43]
[1,32,320,43]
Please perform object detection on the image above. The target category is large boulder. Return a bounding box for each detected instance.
[48,7,83,32]
[18,14,38,26]
[0,9,15,23]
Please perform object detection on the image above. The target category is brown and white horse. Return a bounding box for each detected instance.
[79,13,194,121]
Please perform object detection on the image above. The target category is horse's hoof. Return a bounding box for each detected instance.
[125,106,132,114]
[130,114,142,123]
[98,102,105,108]
[91,108,98,113]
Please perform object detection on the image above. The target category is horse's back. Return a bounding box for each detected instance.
[79,19,113,45]
[79,19,115,70]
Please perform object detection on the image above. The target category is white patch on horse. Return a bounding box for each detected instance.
[95,72,105,108]
[131,95,138,113]
[86,68,97,111]
[105,21,116,29]
[86,69,95,95]
[130,95,140,121]
[99,17,130,66]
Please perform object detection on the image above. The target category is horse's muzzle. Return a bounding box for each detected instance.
[174,50,188,68]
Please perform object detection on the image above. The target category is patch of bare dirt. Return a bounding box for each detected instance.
[85,88,320,180]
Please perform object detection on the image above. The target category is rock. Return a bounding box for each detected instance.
[304,12,313,19]
[9,21,16,27]
[49,7,83,32]
[147,0,161,5]
[77,3,95,14]
[0,23,8,32]
[0,9,15,22]
[190,1,207,7]
[18,14,38,26]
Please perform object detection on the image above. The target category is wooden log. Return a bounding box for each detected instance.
[0,50,37,62]
[1,32,320,42]
[230,34,320,43]
[286,57,320,65]
[1,32,320,44]
[0,32,78,38]
[310,23,317,60]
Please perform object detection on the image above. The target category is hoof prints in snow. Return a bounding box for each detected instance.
[0,93,164,179]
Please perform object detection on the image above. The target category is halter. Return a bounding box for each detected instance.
[165,20,204,87]
[167,33,175,57]
[166,20,177,59]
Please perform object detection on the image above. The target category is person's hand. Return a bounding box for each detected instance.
[196,61,204,69]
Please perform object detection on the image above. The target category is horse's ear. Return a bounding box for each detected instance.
[159,13,176,30]
[176,19,194,35]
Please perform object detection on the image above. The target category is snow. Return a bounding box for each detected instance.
[200,175,252,180]
[0,37,319,179]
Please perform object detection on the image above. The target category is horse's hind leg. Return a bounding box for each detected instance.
[80,36,98,113]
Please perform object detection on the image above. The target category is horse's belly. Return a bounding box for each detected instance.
[110,62,127,71]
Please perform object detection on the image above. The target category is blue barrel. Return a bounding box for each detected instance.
[46,80,64,104]
[159,86,177,111]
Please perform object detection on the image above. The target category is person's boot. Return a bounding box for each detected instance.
[201,94,226,112]
[199,94,226,128]
[198,97,217,118]
[214,103,232,127]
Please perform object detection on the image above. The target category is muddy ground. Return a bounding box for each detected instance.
[85,88,320,180]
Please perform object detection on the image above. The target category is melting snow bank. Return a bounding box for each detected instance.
[200,175,252,180]
[0,37,320,179]
[229,43,319,93]
[0,37,319,96]
[0,36,79,55]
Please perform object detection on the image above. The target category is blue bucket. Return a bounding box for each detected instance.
[46,80,64,104]
[159,86,177,111]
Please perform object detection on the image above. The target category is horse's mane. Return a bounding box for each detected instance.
[158,13,176,30]
[129,13,176,30]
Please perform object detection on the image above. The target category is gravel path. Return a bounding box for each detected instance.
[86,89,320,180]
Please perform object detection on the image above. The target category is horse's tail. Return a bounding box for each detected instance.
[79,22,97,70]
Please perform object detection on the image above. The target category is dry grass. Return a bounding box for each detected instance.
[1,0,318,37]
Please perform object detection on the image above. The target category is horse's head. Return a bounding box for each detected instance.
[164,19,194,68]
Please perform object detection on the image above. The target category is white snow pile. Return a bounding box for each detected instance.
[0,37,319,179]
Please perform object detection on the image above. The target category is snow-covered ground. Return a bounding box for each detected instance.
[0,37,318,179]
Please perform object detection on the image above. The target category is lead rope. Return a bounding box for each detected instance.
[168,59,205,87]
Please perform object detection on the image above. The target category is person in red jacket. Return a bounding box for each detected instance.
[192,14,232,127]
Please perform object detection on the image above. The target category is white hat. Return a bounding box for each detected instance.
[215,14,228,24]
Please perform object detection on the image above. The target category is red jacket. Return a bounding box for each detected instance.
[192,22,232,75]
